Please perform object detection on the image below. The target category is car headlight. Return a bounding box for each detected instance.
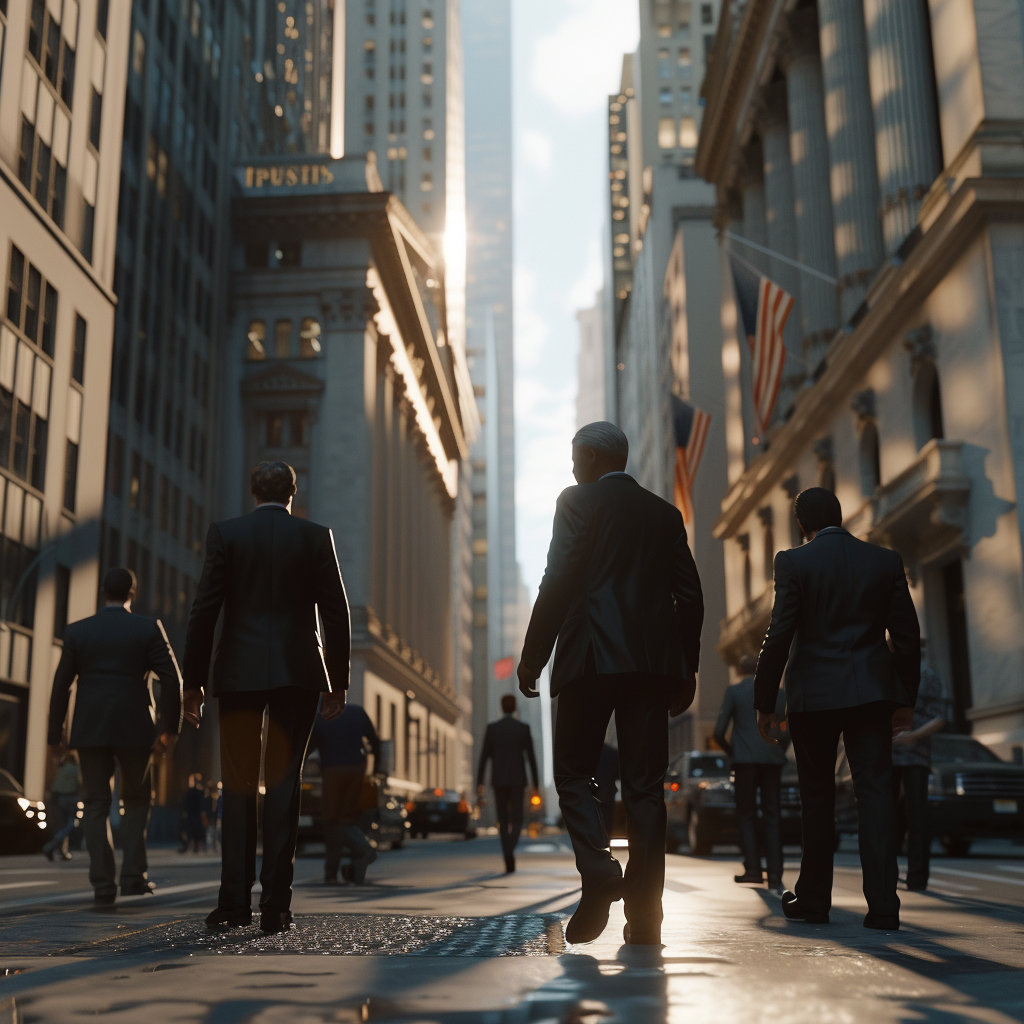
[955,773,966,797]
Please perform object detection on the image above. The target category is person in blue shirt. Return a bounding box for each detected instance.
[308,702,380,885]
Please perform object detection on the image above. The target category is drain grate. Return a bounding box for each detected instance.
[52,913,565,958]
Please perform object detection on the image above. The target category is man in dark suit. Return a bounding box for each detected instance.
[476,693,539,873]
[714,654,789,893]
[47,567,183,904]
[754,487,920,930]
[519,422,703,945]
[183,461,350,934]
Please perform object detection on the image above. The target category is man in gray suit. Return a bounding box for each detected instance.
[48,568,184,904]
[714,654,788,893]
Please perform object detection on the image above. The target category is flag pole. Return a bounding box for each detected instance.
[724,231,838,285]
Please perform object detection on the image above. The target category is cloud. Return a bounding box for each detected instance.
[520,129,554,174]
[513,265,552,372]
[529,0,640,117]
[566,237,604,313]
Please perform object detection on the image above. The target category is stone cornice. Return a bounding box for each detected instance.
[714,176,1024,539]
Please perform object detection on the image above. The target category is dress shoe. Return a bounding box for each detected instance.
[324,875,342,886]
[781,890,829,924]
[93,892,116,906]
[121,881,156,896]
[767,879,785,896]
[564,874,624,944]
[260,908,294,934]
[863,913,899,930]
[734,872,764,884]
[205,907,253,930]
[623,922,662,945]
[504,856,516,874]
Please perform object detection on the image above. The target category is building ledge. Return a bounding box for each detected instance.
[717,588,773,666]
[868,440,970,567]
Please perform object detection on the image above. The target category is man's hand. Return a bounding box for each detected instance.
[183,689,204,728]
[669,677,697,718]
[321,690,347,720]
[892,706,914,738]
[152,732,177,756]
[757,710,780,745]
[518,661,540,698]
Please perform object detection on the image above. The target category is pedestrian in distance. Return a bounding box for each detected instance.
[42,752,81,861]
[183,460,350,935]
[47,567,185,905]
[754,487,920,931]
[891,638,948,891]
[476,693,540,874]
[308,701,381,886]
[713,654,789,894]
[179,773,206,853]
[519,422,704,946]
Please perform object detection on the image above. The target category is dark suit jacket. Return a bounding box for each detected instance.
[713,677,788,765]
[47,607,182,748]
[477,715,539,789]
[754,528,921,714]
[521,474,704,696]
[183,505,350,695]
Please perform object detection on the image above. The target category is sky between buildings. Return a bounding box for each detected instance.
[512,0,640,595]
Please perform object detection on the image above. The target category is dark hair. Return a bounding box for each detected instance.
[251,461,297,504]
[103,567,137,603]
[571,421,629,464]
[794,487,843,534]
[500,694,517,714]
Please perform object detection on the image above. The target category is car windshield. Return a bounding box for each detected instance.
[932,735,1003,764]
[688,756,730,778]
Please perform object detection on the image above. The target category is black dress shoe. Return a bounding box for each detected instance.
[734,872,764,884]
[121,881,156,896]
[623,922,662,945]
[93,892,117,906]
[504,856,516,874]
[565,874,624,944]
[205,907,253,930]
[863,913,899,930]
[781,890,829,924]
[260,908,294,934]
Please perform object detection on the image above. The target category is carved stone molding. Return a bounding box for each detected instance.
[850,388,876,421]
[812,436,833,463]
[904,324,935,373]
[319,287,379,330]
[240,362,325,398]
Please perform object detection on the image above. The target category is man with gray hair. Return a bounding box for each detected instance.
[519,421,704,945]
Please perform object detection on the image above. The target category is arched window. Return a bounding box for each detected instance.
[274,319,292,358]
[299,318,322,358]
[859,421,881,496]
[913,362,944,449]
[246,320,266,360]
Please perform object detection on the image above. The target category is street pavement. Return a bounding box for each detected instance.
[0,834,1023,1022]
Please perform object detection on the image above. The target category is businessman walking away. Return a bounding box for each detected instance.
[477,694,539,874]
[519,422,703,946]
[47,568,183,904]
[754,487,920,930]
[183,461,351,934]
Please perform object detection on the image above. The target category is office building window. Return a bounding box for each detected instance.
[679,116,698,148]
[658,117,676,149]
[81,201,96,261]
[171,485,180,537]
[63,439,77,510]
[274,319,291,357]
[659,87,672,105]
[107,434,123,496]
[53,563,70,639]
[89,89,103,150]
[701,2,713,24]
[72,314,86,382]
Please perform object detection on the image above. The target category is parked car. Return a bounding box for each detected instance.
[835,733,1024,855]
[666,751,735,854]
[0,768,49,854]
[406,788,477,839]
[297,752,409,853]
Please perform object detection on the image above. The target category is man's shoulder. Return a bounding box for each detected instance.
[577,477,680,521]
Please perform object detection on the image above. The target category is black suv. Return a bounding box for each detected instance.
[835,733,1024,855]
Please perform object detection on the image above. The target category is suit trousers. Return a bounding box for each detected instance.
[733,763,783,882]
[554,674,674,929]
[789,701,900,917]
[892,764,931,889]
[492,785,525,865]
[322,763,376,883]
[78,746,153,897]
[217,688,320,914]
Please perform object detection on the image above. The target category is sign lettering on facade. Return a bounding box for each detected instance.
[244,164,336,188]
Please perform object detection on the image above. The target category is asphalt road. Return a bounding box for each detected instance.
[0,834,1022,1022]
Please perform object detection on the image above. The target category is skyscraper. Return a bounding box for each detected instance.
[0,0,130,796]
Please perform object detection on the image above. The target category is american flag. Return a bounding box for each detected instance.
[671,396,711,525]
[728,253,794,438]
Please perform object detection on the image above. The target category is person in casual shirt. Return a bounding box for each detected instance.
[891,639,948,890]
[308,702,380,885]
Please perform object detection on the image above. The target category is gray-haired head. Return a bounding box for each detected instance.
[572,421,629,463]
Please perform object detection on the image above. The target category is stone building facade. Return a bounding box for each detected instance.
[698,0,1024,752]
[0,0,129,797]
[224,154,472,793]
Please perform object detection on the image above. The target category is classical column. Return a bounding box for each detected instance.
[759,81,805,423]
[740,142,769,264]
[862,0,943,254]
[783,8,839,372]
[817,0,884,320]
